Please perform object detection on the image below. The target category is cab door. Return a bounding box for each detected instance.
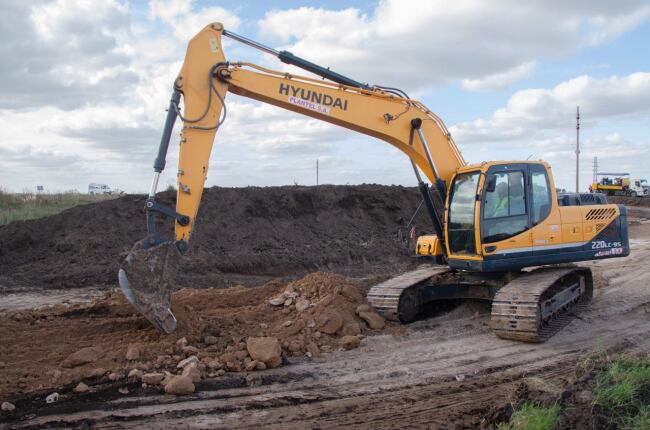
[529,164,562,254]
[480,164,532,258]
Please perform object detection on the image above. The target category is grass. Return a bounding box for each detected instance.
[594,355,650,426]
[0,189,119,225]
[497,403,560,430]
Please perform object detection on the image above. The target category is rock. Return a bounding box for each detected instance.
[73,382,90,393]
[1,402,15,412]
[125,343,141,361]
[288,340,304,352]
[355,304,372,314]
[182,365,202,383]
[177,355,199,369]
[206,360,223,370]
[316,311,344,334]
[277,319,305,338]
[282,320,293,327]
[295,297,310,312]
[359,311,385,330]
[45,392,59,404]
[268,295,285,306]
[175,337,188,348]
[305,342,321,358]
[118,387,129,395]
[164,375,195,395]
[226,361,242,372]
[341,284,363,303]
[244,360,259,371]
[182,346,200,355]
[235,350,249,361]
[217,369,226,376]
[342,321,362,336]
[142,373,165,385]
[341,335,361,350]
[128,369,143,380]
[455,374,466,382]
[108,372,121,381]
[84,368,106,379]
[246,337,282,368]
[204,335,218,345]
[62,347,104,368]
[283,297,294,307]
[577,390,595,403]
[255,361,267,371]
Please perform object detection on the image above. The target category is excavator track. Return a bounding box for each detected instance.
[367,266,449,322]
[490,266,593,343]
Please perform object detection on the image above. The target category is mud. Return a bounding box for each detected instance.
[0,190,649,429]
[0,272,395,400]
[0,185,428,292]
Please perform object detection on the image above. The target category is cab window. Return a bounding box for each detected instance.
[531,166,551,225]
[448,172,479,255]
[482,170,528,243]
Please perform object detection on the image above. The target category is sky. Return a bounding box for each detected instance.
[1,0,649,193]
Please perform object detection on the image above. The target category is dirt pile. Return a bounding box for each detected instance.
[0,272,396,399]
[608,195,650,207]
[0,185,428,291]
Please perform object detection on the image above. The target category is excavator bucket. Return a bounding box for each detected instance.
[118,239,182,334]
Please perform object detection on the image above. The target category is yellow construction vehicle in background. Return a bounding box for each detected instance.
[119,23,630,342]
[590,172,648,197]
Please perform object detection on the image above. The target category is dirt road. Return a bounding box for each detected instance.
[1,208,649,429]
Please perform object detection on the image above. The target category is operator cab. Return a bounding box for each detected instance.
[445,161,629,272]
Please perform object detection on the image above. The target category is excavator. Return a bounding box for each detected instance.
[118,23,630,343]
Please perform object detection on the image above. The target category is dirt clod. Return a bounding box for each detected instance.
[125,343,141,361]
[61,347,104,368]
[247,337,282,368]
[1,402,15,412]
[73,382,89,393]
[359,311,385,330]
[142,373,165,385]
[164,375,195,395]
[341,335,361,350]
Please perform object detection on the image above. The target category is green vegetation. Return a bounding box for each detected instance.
[0,189,118,225]
[497,403,560,430]
[594,356,650,429]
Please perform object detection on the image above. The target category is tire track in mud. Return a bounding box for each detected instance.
[4,221,650,429]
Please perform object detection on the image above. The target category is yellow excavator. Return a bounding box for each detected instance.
[119,23,630,342]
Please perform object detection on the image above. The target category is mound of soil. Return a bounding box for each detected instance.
[0,185,429,292]
[0,272,397,399]
[609,195,650,207]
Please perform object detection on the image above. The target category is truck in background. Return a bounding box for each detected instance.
[88,183,112,195]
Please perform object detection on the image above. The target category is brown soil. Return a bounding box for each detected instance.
[1,188,649,429]
[609,195,650,207]
[0,185,428,292]
[0,272,396,399]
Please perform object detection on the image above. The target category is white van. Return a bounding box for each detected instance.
[88,183,112,195]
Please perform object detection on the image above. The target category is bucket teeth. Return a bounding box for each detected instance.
[118,239,181,334]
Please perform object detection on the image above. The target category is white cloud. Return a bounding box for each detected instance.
[149,0,240,41]
[452,72,650,142]
[461,61,536,91]
[258,1,650,91]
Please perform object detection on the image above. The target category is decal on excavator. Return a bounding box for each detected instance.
[279,83,348,114]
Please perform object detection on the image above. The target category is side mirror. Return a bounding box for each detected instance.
[485,175,497,193]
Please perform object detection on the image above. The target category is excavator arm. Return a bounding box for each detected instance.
[119,23,465,333]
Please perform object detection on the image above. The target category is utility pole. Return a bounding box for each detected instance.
[592,156,598,185]
[575,106,580,193]
[316,159,319,185]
